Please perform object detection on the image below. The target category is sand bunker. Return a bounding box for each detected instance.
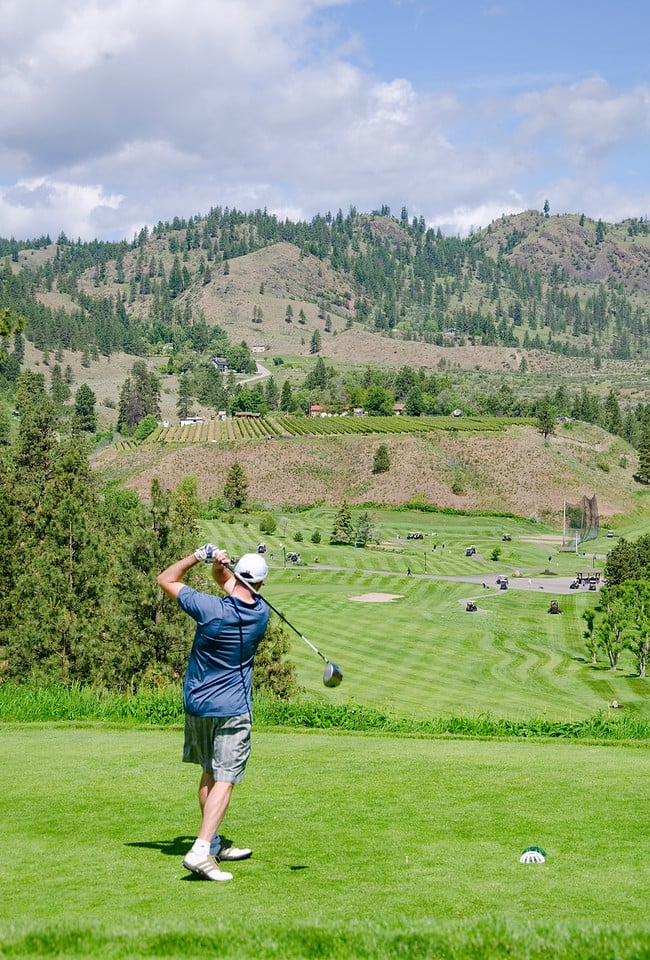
[349,593,404,603]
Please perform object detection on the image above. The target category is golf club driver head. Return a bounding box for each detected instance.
[323,662,343,687]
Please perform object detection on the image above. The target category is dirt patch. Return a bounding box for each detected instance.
[349,593,404,603]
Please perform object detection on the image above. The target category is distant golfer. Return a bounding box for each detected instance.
[157,545,270,881]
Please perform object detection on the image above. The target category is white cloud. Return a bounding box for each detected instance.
[0,0,648,240]
[0,178,124,240]
[515,77,650,157]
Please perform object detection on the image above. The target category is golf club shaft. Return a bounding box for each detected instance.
[226,564,331,664]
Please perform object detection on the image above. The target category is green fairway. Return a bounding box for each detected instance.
[1,725,649,959]
[197,511,649,722]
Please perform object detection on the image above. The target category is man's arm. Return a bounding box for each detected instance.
[157,546,236,600]
[157,554,198,600]
[211,550,237,595]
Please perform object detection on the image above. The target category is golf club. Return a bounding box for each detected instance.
[226,563,343,687]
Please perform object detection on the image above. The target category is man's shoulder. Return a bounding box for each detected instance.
[178,585,224,611]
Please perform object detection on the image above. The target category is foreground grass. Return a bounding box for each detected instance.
[1,725,649,959]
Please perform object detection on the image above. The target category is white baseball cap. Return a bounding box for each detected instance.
[234,553,269,584]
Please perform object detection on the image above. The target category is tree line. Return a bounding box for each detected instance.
[0,374,296,695]
[586,537,650,677]
[4,205,650,364]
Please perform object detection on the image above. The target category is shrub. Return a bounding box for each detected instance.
[260,513,277,534]
[133,414,157,441]
[451,471,465,495]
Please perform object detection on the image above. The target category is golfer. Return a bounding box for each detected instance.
[157,545,270,881]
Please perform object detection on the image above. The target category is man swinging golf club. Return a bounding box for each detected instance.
[157,544,270,881]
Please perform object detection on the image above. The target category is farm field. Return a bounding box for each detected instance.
[1,725,648,960]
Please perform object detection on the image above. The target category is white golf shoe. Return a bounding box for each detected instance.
[210,836,252,861]
[182,850,234,881]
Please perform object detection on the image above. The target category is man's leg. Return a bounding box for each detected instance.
[197,774,234,842]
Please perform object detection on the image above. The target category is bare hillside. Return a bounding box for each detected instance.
[94,422,637,523]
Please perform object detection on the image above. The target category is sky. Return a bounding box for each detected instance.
[1,0,649,242]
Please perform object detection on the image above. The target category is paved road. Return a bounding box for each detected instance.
[239,361,271,385]
[275,560,598,595]
[431,574,597,595]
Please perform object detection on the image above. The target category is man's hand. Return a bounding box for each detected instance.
[194,543,219,563]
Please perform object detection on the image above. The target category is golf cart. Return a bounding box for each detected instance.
[465,601,478,612]
[548,600,562,614]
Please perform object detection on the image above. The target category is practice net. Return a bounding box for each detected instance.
[565,493,599,545]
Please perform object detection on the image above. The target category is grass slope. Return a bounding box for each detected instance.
[1,726,649,959]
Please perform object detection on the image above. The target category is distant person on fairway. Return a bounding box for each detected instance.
[157,545,270,882]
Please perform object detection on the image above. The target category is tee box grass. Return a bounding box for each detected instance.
[1,725,649,960]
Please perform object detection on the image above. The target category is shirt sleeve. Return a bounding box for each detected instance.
[177,585,224,626]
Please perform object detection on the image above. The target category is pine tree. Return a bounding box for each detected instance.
[177,374,193,419]
[252,617,297,699]
[73,384,97,432]
[354,511,375,547]
[117,361,161,433]
[224,462,249,509]
[372,443,390,474]
[310,329,322,354]
[330,500,354,544]
[3,433,108,683]
[280,380,293,412]
[102,479,193,688]
[638,423,650,483]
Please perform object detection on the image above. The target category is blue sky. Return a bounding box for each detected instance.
[1,0,649,241]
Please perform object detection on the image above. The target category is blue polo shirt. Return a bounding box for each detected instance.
[178,585,270,717]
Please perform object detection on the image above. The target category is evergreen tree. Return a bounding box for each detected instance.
[73,384,97,432]
[177,374,193,419]
[535,395,556,438]
[372,443,390,474]
[172,475,201,540]
[0,308,25,361]
[354,511,375,547]
[310,329,322,354]
[117,361,161,433]
[280,380,293,412]
[252,617,297,699]
[224,462,249,509]
[331,500,354,544]
[102,479,193,687]
[264,376,280,410]
[3,434,108,684]
[604,390,623,436]
[637,423,650,483]
[305,357,327,390]
[50,364,71,406]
